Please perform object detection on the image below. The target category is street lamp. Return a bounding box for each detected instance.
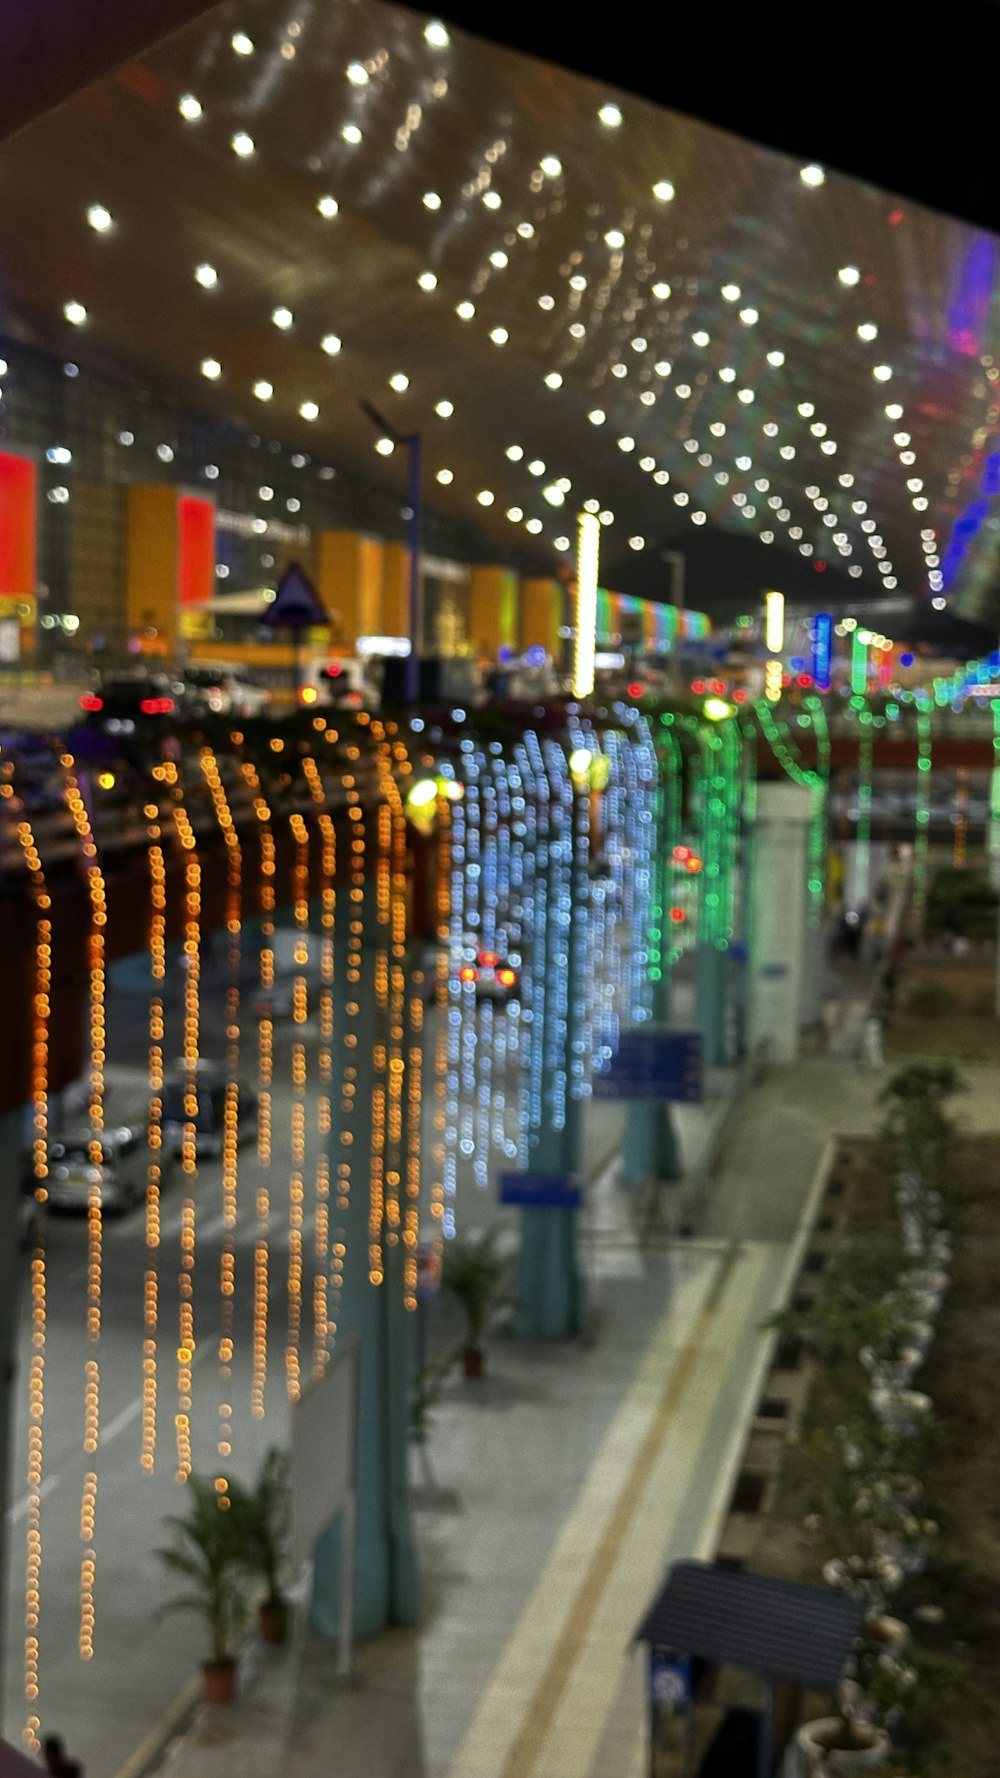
[361,399,422,703]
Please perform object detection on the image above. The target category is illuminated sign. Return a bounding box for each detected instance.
[811,612,833,689]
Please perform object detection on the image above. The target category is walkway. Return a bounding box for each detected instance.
[118,1056,938,1778]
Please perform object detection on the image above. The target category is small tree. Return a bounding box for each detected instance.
[156,1475,248,1685]
[441,1228,509,1376]
[230,1447,290,1638]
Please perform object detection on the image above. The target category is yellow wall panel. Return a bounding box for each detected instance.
[470,566,518,658]
[519,576,564,654]
[125,485,179,650]
[317,530,383,645]
[382,542,410,637]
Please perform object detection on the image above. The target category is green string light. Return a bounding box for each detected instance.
[913,694,933,912]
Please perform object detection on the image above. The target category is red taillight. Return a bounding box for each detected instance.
[669,907,686,923]
[80,694,103,712]
[478,949,499,968]
[458,965,478,984]
[140,696,174,714]
[497,968,516,987]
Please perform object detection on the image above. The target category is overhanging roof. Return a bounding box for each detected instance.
[636,1561,864,1690]
[0,0,997,628]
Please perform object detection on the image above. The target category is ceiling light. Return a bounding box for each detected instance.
[554,535,571,551]
[526,517,544,534]
[272,306,293,329]
[720,283,741,301]
[389,372,409,392]
[517,223,534,239]
[299,400,319,420]
[810,421,827,436]
[317,195,339,219]
[738,388,755,404]
[538,294,555,311]
[490,327,508,345]
[424,20,450,46]
[544,372,563,389]
[87,204,113,233]
[598,510,614,525]
[885,403,904,419]
[540,155,562,177]
[583,499,599,513]
[527,458,545,475]
[653,360,671,376]
[674,492,689,506]
[423,191,442,210]
[506,445,524,461]
[375,437,394,456]
[253,380,273,401]
[178,94,202,120]
[346,60,369,85]
[766,350,785,367]
[653,470,669,484]
[780,444,796,459]
[456,301,475,319]
[436,468,453,484]
[477,489,495,506]
[739,307,759,325]
[231,132,255,157]
[542,485,564,506]
[435,399,454,417]
[489,250,508,268]
[194,263,218,290]
[342,124,363,144]
[873,364,893,381]
[483,191,502,210]
[63,301,87,325]
[631,337,648,352]
[231,31,254,54]
[157,445,174,463]
[417,270,438,290]
[820,440,837,454]
[321,333,342,355]
[629,536,645,551]
[857,322,878,341]
[506,506,523,521]
[588,409,606,426]
[204,463,219,479]
[719,366,736,383]
[839,473,855,487]
[598,102,623,127]
[800,164,826,186]
[611,363,628,378]
[258,485,274,501]
[709,422,726,437]
[604,228,625,249]
[569,322,585,338]
[692,330,710,347]
[618,436,635,452]
[651,281,672,300]
[639,455,656,470]
[200,358,221,380]
[675,384,691,399]
[652,180,675,202]
[838,265,861,286]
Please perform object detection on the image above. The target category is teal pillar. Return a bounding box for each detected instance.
[514,776,585,1340]
[696,942,729,1066]
[312,913,419,1639]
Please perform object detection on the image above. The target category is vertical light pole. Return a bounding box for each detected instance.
[573,511,600,699]
[362,401,423,702]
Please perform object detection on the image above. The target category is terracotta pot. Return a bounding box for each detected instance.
[797,1716,890,1774]
[463,1347,484,1379]
[259,1599,288,1643]
[203,1658,237,1704]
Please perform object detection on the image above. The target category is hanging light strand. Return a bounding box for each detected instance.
[285,811,311,1401]
[302,751,336,1374]
[913,696,933,911]
[168,774,200,1482]
[238,756,274,1417]
[143,804,167,1475]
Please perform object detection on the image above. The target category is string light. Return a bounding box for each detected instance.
[168,776,201,1481]
[913,695,933,910]
[143,806,167,1474]
[285,810,311,1400]
[302,753,336,1374]
[239,755,274,1415]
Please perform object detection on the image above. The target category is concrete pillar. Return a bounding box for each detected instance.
[695,942,729,1066]
[745,782,813,1063]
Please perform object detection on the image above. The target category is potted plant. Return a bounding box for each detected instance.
[797,1713,891,1774]
[440,1227,509,1377]
[156,1474,248,1702]
[231,1447,291,1643]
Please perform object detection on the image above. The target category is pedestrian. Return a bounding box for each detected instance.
[42,1734,84,1777]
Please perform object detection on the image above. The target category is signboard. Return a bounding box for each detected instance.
[290,1334,359,1568]
[261,561,328,630]
[592,1027,703,1102]
[811,612,833,690]
[499,1172,583,1209]
[0,618,19,662]
[649,1653,693,1708]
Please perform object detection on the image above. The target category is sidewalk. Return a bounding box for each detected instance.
[124,1055,955,1778]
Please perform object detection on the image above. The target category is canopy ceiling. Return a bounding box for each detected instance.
[1,0,999,628]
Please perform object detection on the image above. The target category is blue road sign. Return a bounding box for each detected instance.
[260,561,328,629]
[592,1026,703,1102]
[649,1652,693,1707]
[498,1172,583,1209]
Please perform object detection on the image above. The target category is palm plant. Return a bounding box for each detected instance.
[440,1228,509,1376]
[156,1474,248,1683]
[230,1447,290,1638]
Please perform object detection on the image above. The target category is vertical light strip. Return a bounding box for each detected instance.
[238,755,274,1417]
[143,803,167,1475]
[913,696,933,911]
[302,747,336,1378]
[285,811,310,1401]
[168,773,200,1483]
[764,589,784,654]
[573,511,600,698]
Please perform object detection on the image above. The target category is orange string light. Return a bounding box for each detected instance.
[239,757,274,1416]
[167,774,201,1482]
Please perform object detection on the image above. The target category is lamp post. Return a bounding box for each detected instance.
[361,400,422,703]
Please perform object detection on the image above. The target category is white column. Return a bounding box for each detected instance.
[746,782,812,1063]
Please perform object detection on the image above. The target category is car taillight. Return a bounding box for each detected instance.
[478,949,499,968]
[497,968,516,987]
[80,694,103,712]
[458,965,478,983]
[140,696,174,714]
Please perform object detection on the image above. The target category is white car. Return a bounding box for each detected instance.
[182,663,271,718]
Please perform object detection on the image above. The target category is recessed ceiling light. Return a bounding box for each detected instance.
[375,437,395,456]
[507,506,523,521]
[321,333,342,356]
[857,321,878,341]
[436,468,454,484]
[692,331,710,347]
[483,190,502,210]
[455,301,475,319]
[583,499,600,513]
[489,250,508,269]
[639,455,656,470]
[873,364,893,381]
[720,283,741,301]
[538,294,555,311]
[231,31,254,54]
[231,132,255,157]
[317,195,339,219]
[490,326,508,345]
[739,307,759,325]
[540,155,562,177]
[178,93,203,121]
[87,204,113,233]
[604,229,625,250]
[766,350,785,367]
[542,485,564,506]
[527,458,546,475]
[517,222,534,239]
[477,489,495,506]
[654,360,671,376]
[506,444,524,461]
[346,60,369,85]
[885,403,904,419]
[652,180,675,202]
[417,271,438,290]
[618,436,635,452]
[544,372,563,389]
[423,191,442,210]
[258,485,274,501]
[554,536,571,551]
[588,409,606,425]
[435,399,454,417]
[63,301,87,325]
[389,372,410,393]
[157,444,174,463]
[526,517,543,534]
[424,19,450,46]
[200,358,222,380]
[629,535,645,551]
[838,265,861,286]
[253,380,273,401]
[272,307,293,330]
[719,367,736,383]
[342,124,363,145]
[194,263,218,291]
[598,102,622,127]
[299,400,319,420]
[800,164,825,186]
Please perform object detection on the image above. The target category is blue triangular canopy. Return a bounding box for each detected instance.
[260,562,328,630]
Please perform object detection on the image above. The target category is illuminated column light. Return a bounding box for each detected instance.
[302,751,337,1376]
[764,588,785,653]
[573,511,601,697]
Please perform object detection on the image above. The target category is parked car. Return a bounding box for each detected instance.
[34,1126,165,1216]
[162,1064,258,1159]
[79,670,197,740]
[181,662,271,718]
[426,933,521,1004]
